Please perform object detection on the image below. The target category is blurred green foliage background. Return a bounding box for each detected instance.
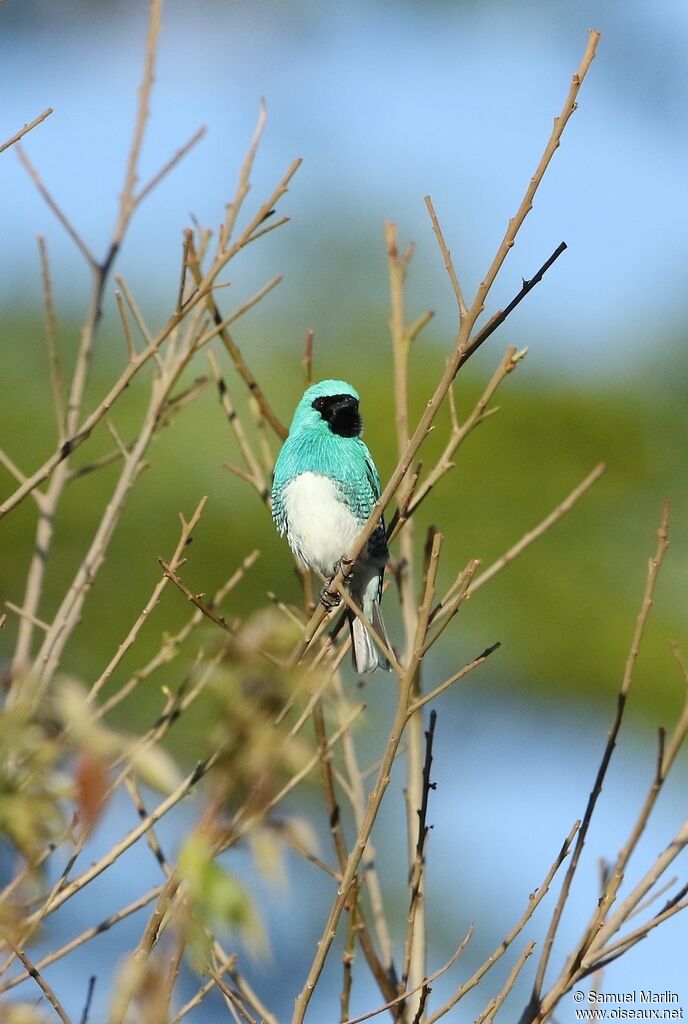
[2,297,685,738]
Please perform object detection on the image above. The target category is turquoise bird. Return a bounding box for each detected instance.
[272,379,391,674]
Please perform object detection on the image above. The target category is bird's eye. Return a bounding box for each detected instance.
[313,397,326,411]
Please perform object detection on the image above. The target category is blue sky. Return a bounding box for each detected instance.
[2,0,687,374]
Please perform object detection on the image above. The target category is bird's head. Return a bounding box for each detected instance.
[290,379,362,438]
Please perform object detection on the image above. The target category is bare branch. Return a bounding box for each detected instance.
[468,29,600,322]
[408,642,501,714]
[303,328,315,386]
[95,549,259,720]
[0,154,300,521]
[471,463,606,593]
[4,601,50,633]
[16,144,97,268]
[87,497,208,705]
[208,350,269,501]
[0,887,164,995]
[341,932,473,1024]
[220,97,268,251]
[406,347,523,519]
[426,822,579,1024]
[112,0,164,245]
[401,710,438,992]
[424,194,468,321]
[38,236,67,438]
[0,107,53,154]
[188,237,288,440]
[135,125,207,207]
[0,926,74,1024]
[475,941,536,1024]
[528,502,671,1017]
[287,239,576,673]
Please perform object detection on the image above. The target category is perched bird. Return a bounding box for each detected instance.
[272,379,391,674]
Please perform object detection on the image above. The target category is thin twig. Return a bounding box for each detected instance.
[335,583,403,676]
[207,349,268,502]
[159,561,236,636]
[424,195,468,321]
[38,236,66,438]
[115,274,153,345]
[0,884,161,994]
[0,928,74,1024]
[16,144,96,268]
[582,887,688,975]
[169,950,237,1023]
[405,347,523,519]
[79,976,96,1024]
[574,683,688,967]
[135,125,207,207]
[471,463,606,594]
[112,0,164,245]
[114,290,137,360]
[386,221,430,1018]
[527,502,670,1020]
[287,236,576,675]
[0,107,53,154]
[333,674,394,973]
[401,710,437,994]
[220,97,268,250]
[425,822,579,1024]
[0,156,300,520]
[87,497,208,704]
[188,239,288,440]
[467,28,599,326]
[95,551,259,720]
[475,941,536,1024]
[303,328,315,386]
[423,559,480,653]
[341,932,473,1024]
[0,448,32,493]
[4,601,50,632]
[408,642,501,714]
[25,755,218,927]
[312,699,398,1008]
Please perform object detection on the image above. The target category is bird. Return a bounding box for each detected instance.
[272,379,391,674]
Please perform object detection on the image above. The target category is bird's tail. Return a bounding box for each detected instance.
[349,574,391,675]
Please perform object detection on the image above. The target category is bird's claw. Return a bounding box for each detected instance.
[333,555,354,581]
[320,585,341,610]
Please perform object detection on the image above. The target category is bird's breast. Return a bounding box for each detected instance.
[282,472,361,576]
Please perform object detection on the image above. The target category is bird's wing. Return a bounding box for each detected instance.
[271,482,287,535]
[361,446,389,566]
[271,444,290,535]
[364,448,382,503]
[329,442,377,517]
[332,443,388,564]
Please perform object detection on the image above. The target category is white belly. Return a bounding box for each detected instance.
[283,472,361,576]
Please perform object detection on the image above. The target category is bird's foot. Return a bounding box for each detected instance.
[320,583,341,610]
[333,555,354,581]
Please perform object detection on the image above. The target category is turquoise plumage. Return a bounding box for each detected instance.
[272,379,391,673]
